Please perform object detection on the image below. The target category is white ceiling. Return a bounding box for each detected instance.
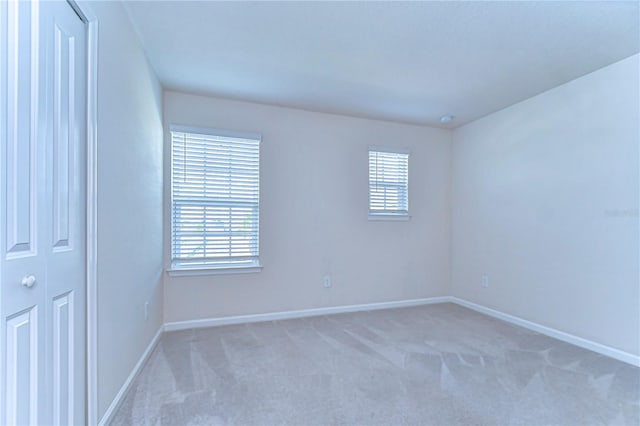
[124,1,639,128]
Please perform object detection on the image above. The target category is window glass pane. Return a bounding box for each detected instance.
[171,128,260,268]
[368,149,409,215]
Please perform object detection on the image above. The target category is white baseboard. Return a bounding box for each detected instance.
[164,296,639,366]
[98,326,163,426]
[450,297,640,368]
[164,296,451,332]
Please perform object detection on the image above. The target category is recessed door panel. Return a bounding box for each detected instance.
[5,307,38,426]
[52,23,74,251]
[5,0,36,257]
[52,292,73,425]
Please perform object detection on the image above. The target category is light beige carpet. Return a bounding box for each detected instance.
[111,303,639,425]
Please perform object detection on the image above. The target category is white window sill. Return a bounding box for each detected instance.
[166,264,263,277]
[368,214,411,221]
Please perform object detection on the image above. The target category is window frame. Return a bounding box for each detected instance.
[167,124,262,275]
[368,145,410,221]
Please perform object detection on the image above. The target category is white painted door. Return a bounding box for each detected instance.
[0,1,87,424]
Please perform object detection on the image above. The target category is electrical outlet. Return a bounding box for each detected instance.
[144,301,149,320]
[323,275,332,288]
[481,275,489,288]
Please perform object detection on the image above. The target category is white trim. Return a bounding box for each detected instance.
[169,124,261,142]
[368,145,410,155]
[450,297,640,368]
[97,327,163,426]
[166,264,263,277]
[164,297,450,331]
[164,297,640,366]
[72,1,99,424]
[368,214,411,221]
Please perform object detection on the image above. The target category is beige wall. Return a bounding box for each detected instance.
[451,55,640,355]
[163,91,452,322]
[90,1,164,420]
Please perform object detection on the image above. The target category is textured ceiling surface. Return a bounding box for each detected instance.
[125,1,639,128]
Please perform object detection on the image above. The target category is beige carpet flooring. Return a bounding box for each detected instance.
[110,303,639,425]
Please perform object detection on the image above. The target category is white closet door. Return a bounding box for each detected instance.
[1,1,87,424]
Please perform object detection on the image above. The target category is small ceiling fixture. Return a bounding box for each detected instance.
[440,115,454,124]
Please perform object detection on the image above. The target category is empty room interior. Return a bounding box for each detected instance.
[1,1,639,425]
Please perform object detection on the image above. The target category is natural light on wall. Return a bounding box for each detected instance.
[170,125,261,271]
[368,147,410,219]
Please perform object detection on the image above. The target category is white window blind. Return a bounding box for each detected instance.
[171,126,260,269]
[368,147,409,216]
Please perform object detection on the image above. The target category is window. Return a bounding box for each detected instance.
[368,147,409,218]
[170,125,261,271]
